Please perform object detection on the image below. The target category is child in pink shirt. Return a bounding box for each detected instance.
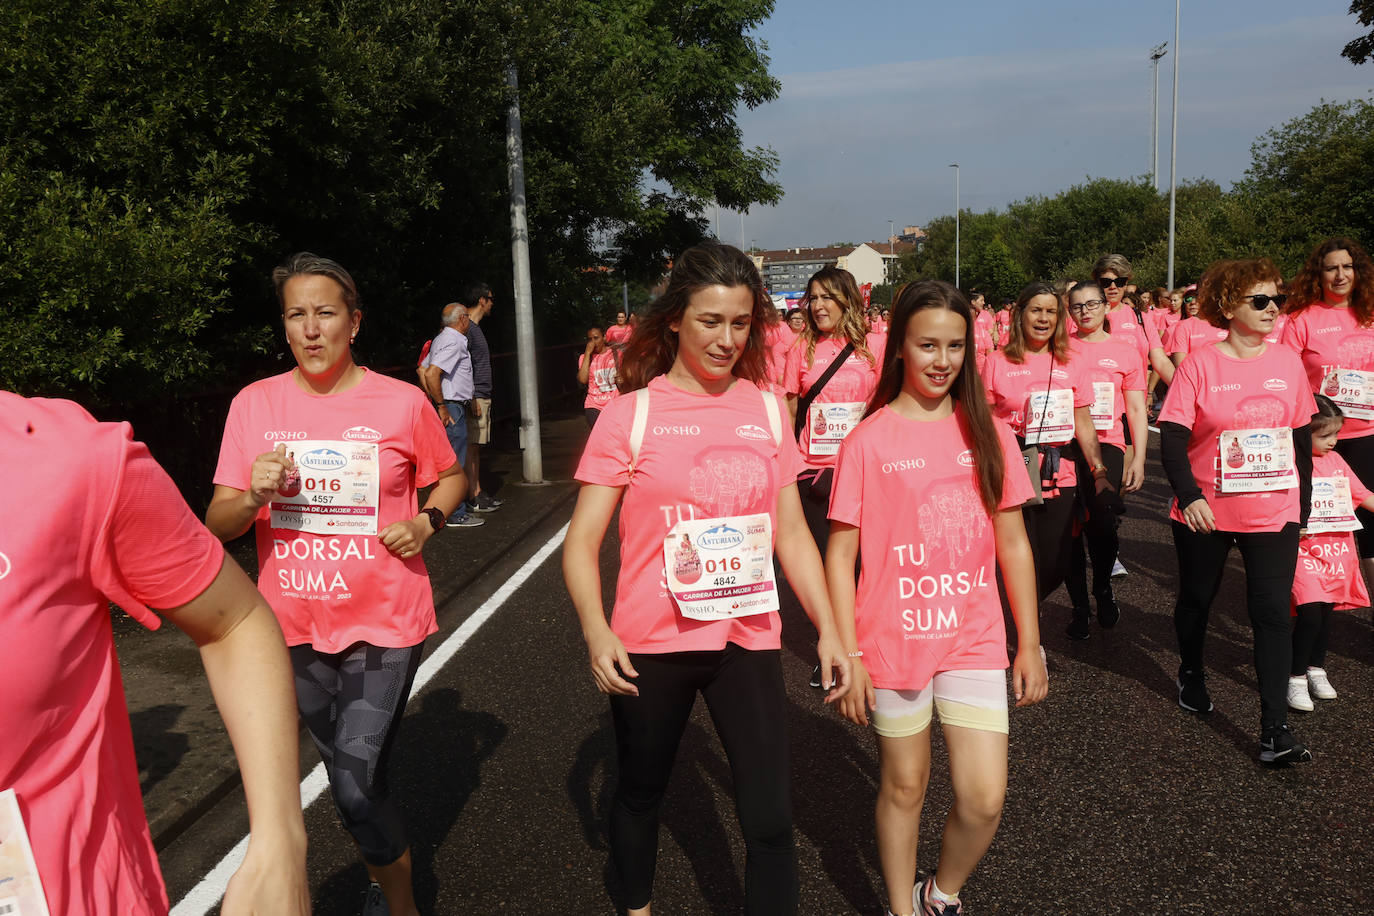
[563,241,850,915]
[827,280,1046,916]
[1289,396,1372,711]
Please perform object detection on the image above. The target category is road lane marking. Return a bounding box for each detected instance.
[171,522,570,915]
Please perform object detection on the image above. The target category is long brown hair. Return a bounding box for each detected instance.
[616,241,772,392]
[1287,237,1374,326]
[1002,281,1072,363]
[799,265,875,370]
[866,280,1005,514]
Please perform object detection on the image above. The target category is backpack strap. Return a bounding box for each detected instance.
[761,388,783,446]
[628,387,650,473]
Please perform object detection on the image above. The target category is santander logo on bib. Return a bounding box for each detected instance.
[1262,378,1288,392]
[735,424,771,441]
[343,425,382,442]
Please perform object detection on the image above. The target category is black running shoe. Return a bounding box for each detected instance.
[1259,724,1312,765]
[1177,668,1213,713]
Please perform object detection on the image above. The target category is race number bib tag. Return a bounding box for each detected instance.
[663,513,779,621]
[1024,388,1076,445]
[1321,368,1374,420]
[1218,428,1296,494]
[1307,476,1362,533]
[270,440,380,535]
[807,401,866,456]
[591,365,618,394]
[1089,381,1116,431]
[0,789,51,916]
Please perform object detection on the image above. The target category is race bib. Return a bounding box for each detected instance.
[0,789,50,916]
[1321,368,1374,421]
[592,365,617,394]
[807,401,866,456]
[1089,381,1116,431]
[1218,428,1296,494]
[663,514,779,621]
[1307,476,1362,534]
[270,440,380,535]
[1024,388,1076,445]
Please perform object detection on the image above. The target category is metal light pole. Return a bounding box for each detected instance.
[1150,42,1168,191]
[949,164,960,289]
[888,219,894,283]
[505,62,543,484]
[1166,1,1181,288]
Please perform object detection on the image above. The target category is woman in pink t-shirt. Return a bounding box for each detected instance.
[1063,281,1147,639]
[208,253,466,916]
[562,241,850,916]
[980,282,1112,610]
[577,325,619,427]
[827,280,1047,916]
[783,266,885,554]
[1158,258,1317,765]
[1280,237,1374,581]
[605,310,632,347]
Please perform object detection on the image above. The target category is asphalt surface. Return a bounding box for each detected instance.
[125,416,1374,914]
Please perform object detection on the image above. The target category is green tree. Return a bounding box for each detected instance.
[1342,1,1374,65]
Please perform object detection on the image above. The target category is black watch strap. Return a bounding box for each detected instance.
[422,507,446,531]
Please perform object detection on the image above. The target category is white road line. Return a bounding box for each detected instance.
[171,523,570,916]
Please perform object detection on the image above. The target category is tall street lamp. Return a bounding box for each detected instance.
[1166,1,1181,288]
[949,164,960,289]
[1150,42,1168,191]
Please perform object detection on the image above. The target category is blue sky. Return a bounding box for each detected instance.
[723,0,1372,249]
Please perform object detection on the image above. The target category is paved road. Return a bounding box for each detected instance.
[146,423,1374,915]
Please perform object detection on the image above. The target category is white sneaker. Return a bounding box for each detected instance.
[1287,675,1314,712]
[1307,667,1338,700]
[1111,558,1128,577]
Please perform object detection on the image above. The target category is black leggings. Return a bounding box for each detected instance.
[1066,445,1125,607]
[796,469,833,558]
[1171,522,1299,730]
[1022,488,1077,602]
[1292,602,1334,674]
[608,645,796,914]
[290,641,424,866]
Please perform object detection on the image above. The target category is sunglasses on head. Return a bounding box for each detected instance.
[1241,294,1287,310]
[1098,277,1129,288]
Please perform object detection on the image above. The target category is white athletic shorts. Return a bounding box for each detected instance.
[872,668,1009,737]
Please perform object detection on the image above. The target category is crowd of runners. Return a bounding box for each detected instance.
[566,235,1374,916]
[5,235,1373,916]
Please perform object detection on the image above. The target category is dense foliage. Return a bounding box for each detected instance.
[0,0,781,401]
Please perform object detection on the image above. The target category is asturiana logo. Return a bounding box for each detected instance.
[698,525,745,550]
[1243,432,1275,450]
[299,448,348,471]
[957,449,976,468]
[1100,359,1119,369]
[1313,480,1336,498]
[0,550,10,582]
[1262,378,1288,392]
[343,425,382,442]
[735,424,771,441]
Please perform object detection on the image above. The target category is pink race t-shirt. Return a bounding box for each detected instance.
[980,349,1093,490]
[1105,304,1164,365]
[1293,451,1371,611]
[1158,343,1317,532]
[575,376,803,653]
[580,349,619,409]
[784,335,885,471]
[1,394,226,916]
[1165,316,1227,358]
[1281,304,1374,440]
[214,370,455,652]
[764,322,797,392]
[1069,336,1146,450]
[973,310,998,363]
[605,324,632,346]
[828,406,1032,689]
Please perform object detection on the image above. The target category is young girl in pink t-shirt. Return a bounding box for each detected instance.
[827,280,1047,916]
[1289,396,1373,711]
[563,241,850,916]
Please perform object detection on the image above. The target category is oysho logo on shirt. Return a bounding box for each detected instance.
[1005,369,1032,377]
[1263,378,1288,392]
[1210,383,1241,393]
[264,430,308,441]
[1316,325,1342,334]
[343,425,382,442]
[882,457,928,474]
[653,425,701,436]
[298,447,348,471]
[735,424,771,441]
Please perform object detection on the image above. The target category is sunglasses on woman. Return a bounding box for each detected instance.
[1241,294,1287,310]
[1098,277,1130,288]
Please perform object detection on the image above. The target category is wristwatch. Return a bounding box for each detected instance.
[422,507,446,531]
